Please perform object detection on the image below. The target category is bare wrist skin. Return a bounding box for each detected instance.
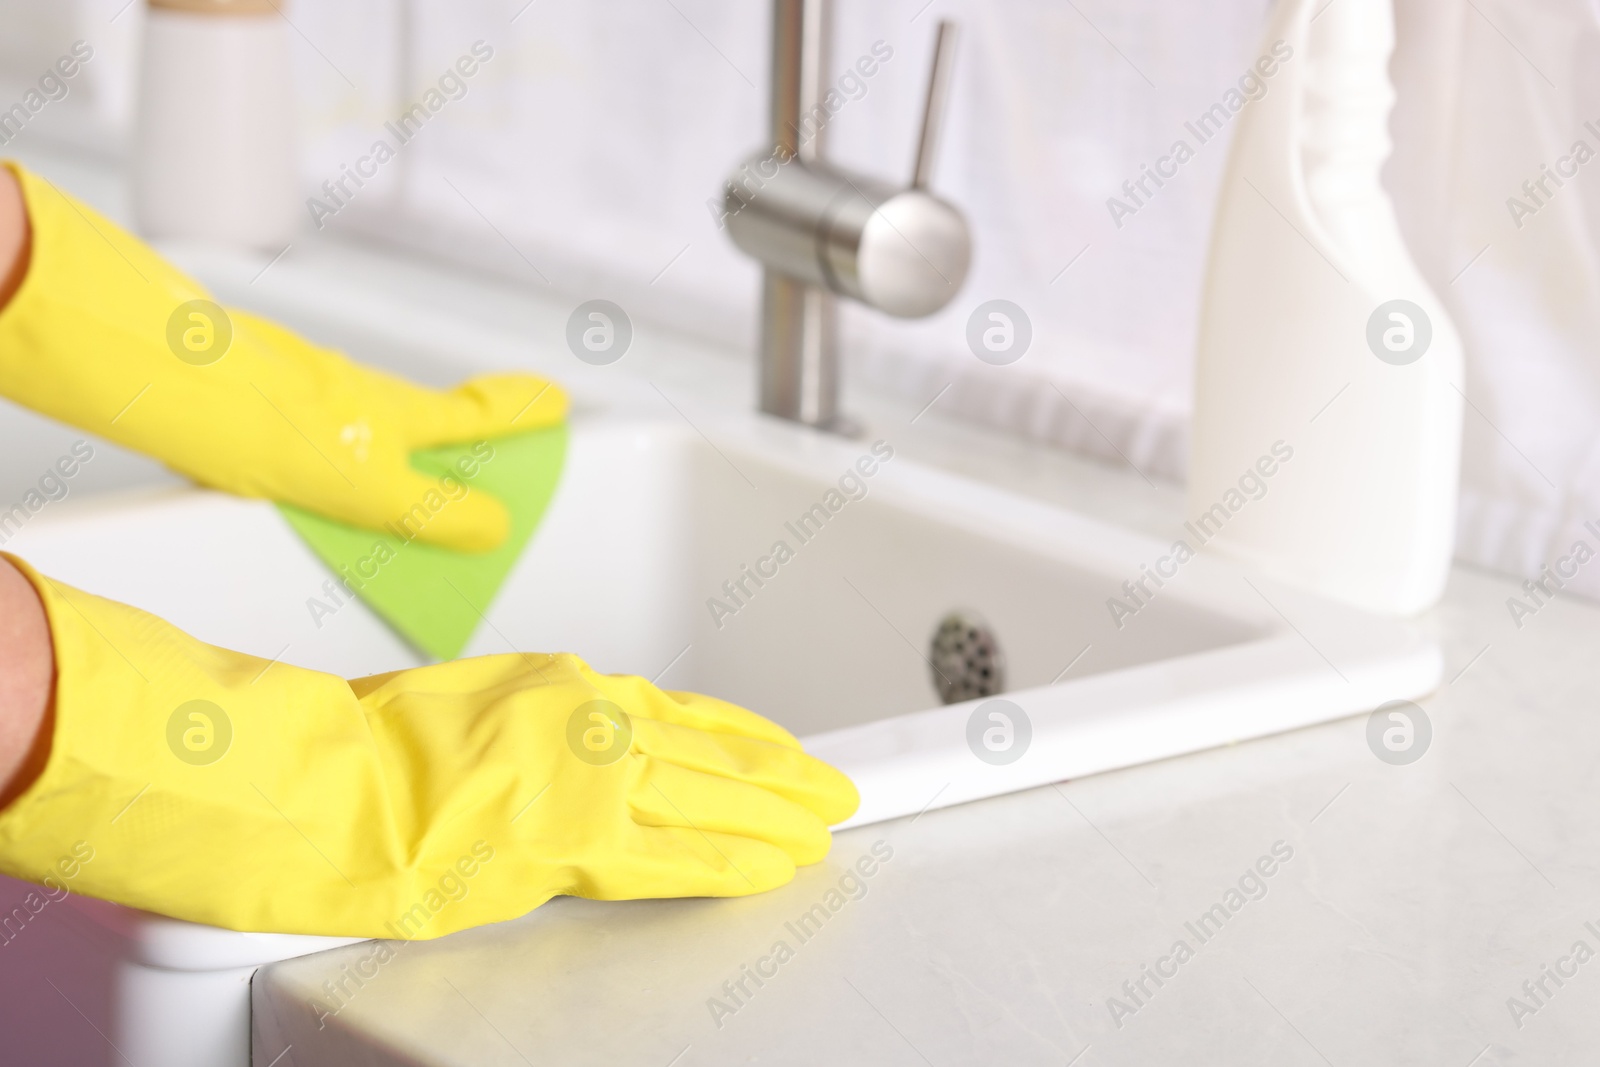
[0,172,51,806]
[0,165,31,312]
[0,558,55,810]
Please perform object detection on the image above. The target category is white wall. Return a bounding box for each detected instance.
[7,0,1600,602]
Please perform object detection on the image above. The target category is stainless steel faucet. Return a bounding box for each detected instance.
[721,0,971,433]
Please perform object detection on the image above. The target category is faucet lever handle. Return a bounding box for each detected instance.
[911,20,959,190]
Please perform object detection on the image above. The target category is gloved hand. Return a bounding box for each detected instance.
[0,162,565,552]
[0,556,858,938]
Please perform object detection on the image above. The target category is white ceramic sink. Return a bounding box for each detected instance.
[8,410,1439,819]
[0,407,1440,1066]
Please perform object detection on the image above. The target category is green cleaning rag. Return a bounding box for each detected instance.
[277,426,568,661]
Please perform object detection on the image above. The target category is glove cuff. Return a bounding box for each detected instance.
[0,553,413,934]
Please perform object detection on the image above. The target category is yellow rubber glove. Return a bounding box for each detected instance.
[0,163,566,552]
[0,555,859,938]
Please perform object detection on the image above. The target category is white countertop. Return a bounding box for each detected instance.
[7,144,1594,1067]
[233,215,1596,1064]
[249,561,1598,1066]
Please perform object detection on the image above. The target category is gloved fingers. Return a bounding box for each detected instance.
[370,468,512,553]
[632,718,860,827]
[630,758,833,866]
[561,826,796,900]
[660,689,806,750]
[582,668,803,750]
[411,373,569,446]
[230,313,537,443]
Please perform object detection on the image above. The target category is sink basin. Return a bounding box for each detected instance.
[0,408,1439,1066]
[7,409,1440,818]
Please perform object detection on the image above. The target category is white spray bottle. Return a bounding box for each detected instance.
[1187,0,1462,615]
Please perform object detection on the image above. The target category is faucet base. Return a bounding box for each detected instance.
[757,270,848,431]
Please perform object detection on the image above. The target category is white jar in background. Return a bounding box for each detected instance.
[132,0,298,248]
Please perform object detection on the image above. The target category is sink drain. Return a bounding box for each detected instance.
[929,611,1005,704]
